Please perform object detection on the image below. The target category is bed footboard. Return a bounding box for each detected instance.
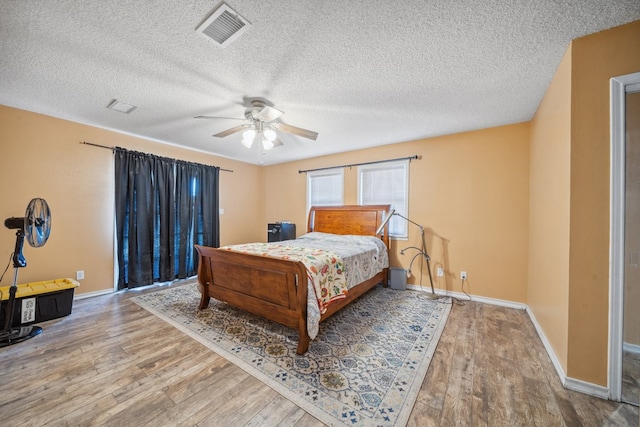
[195,245,311,354]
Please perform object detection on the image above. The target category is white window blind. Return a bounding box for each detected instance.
[307,168,344,212]
[358,160,409,238]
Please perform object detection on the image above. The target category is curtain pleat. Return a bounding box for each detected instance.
[175,162,195,279]
[114,148,219,289]
[131,154,155,287]
[201,166,220,248]
[114,150,129,289]
[155,158,175,282]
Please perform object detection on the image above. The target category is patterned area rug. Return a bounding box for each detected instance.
[132,280,451,426]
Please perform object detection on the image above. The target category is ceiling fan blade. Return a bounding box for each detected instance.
[256,105,283,122]
[195,115,246,120]
[213,124,252,138]
[273,123,318,140]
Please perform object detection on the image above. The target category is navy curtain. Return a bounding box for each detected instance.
[114,148,220,289]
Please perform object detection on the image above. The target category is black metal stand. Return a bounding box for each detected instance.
[0,230,42,347]
[394,213,442,299]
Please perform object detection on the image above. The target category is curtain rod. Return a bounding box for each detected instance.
[80,141,233,172]
[298,155,420,174]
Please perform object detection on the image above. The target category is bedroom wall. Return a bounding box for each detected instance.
[567,19,640,386]
[528,46,572,375]
[0,105,264,296]
[263,123,531,303]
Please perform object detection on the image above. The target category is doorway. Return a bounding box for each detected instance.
[610,72,640,405]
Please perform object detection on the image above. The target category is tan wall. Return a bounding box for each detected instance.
[0,103,530,304]
[264,123,531,302]
[528,47,572,372]
[0,106,263,296]
[568,20,640,385]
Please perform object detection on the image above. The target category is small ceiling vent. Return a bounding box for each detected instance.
[106,99,136,114]
[196,3,251,47]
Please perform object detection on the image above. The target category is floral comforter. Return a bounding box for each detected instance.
[220,232,388,339]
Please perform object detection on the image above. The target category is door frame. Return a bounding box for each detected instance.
[609,71,640,401]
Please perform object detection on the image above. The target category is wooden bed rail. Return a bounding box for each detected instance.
[195,245,311,353]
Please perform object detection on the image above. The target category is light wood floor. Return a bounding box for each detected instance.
[1,282,638,426]
[623,349,640,405]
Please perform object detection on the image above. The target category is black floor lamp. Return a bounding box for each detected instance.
[376,209,443,299]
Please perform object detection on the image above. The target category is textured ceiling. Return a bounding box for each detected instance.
[1,1,639,165]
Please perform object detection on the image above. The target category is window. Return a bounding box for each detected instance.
[358,160,409,238]
[307,168,344,213]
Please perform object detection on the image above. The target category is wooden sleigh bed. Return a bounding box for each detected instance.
[194,204,391,355]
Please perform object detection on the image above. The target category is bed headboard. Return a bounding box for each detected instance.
[307,205,391,248]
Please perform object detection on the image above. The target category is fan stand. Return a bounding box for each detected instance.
[0,229,42,347]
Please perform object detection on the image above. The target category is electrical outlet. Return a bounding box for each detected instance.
[460,271,467,280]
[436,267,444,277]
[76,270,84,280]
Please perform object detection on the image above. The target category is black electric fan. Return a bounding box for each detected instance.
[1,198,51,347]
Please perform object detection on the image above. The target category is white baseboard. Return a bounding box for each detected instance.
[73,276,197,301]
[74,289,113,300]
[405,284,611,400]
[564,377,610,399]
[525,306,568,383]
[405,284,527,310]
[525,306,611,399]
[623,342,640,354]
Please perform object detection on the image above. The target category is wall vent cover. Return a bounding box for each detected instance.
[196,3,251,47]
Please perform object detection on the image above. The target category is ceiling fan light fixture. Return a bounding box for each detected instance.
[262,137,274,151]
[242,129,256,140]
[241,137,253,148]
[199,98,318,150]
[241,129,256,148]
[263,128,276,142]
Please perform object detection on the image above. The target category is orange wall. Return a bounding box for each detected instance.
[0,105,530,303]
[528,46,572,372]
[0,106,263,296]
[264,123,531,302]
[567,20,640,385]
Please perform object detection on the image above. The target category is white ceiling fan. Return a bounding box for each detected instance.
[195,98,318,151]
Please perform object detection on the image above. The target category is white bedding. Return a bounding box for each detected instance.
[278,232,389,338]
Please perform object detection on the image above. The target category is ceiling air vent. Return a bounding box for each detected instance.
[196,3,251,47]
[106,99,137,114]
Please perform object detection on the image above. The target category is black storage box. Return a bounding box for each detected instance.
[0,278,79,326]
[268,222,296,242]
